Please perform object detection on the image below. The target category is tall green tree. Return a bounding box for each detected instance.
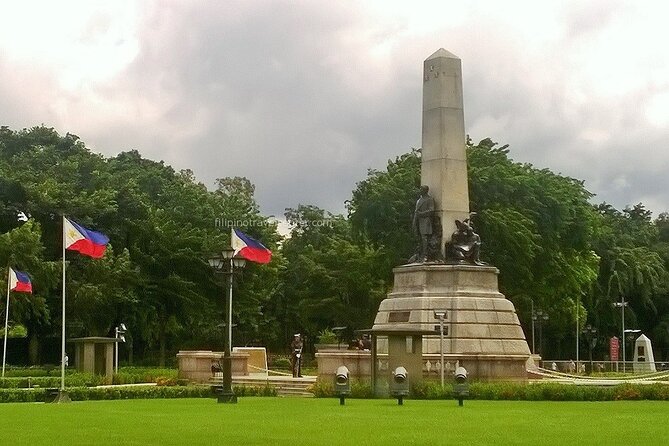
[348,139,602,356]
[279,205,388,345]
[0,220,60,364]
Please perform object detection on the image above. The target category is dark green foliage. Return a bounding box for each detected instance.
[347,149,421,269]
[0,126,280,364]
[61,385,213,401]
[312,379,669,401]
[310,378,374,398]
[0,383,279,403]
[347,139,602,352]
[0,373,103,388]
[110,367,178,385]
[279,205,388,343]
[232,384,277,397]
[3,123,669,364]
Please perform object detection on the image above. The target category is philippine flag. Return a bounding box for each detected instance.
[231,228,272,264]
[9,268,32,293]
[64,218,109,259]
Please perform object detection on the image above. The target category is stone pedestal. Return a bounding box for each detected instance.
[372,263,530,380]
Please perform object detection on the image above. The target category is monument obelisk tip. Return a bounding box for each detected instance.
[425,48,460,61]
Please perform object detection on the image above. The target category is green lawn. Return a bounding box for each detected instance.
[1,397,668,445]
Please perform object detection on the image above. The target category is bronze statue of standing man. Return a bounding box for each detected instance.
[413,185,435,262]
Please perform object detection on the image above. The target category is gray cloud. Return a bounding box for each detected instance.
[1,1,668,218]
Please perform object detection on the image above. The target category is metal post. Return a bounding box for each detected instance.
[371,333,378,397]
[614,296,627,373]
[2,269,10,378]
[531,300,535,354]
[219,265,236,403]
[61,216,66,391]
[228,258,233,359]
[439,318,445,389]
[538,316,543,357]
[114,327,119,374]
[209,249,243,403]
[575,294,579,369]
[621,297,626,373]
[434,311,446,388]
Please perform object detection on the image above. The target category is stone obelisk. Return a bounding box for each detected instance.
[369,49,530,384]
[421,48,470,250]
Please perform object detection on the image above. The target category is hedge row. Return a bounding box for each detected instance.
[416,381,669,401]
[1,368,181,388]
[312,379,669,401]
[111,368,178,385]
[0,373,105,389]
[0,384,276,403]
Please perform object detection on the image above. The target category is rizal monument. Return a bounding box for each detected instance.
[365,48,531,384]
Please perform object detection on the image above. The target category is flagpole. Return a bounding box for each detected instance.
[2,267,11,378]
[61,216,66,390]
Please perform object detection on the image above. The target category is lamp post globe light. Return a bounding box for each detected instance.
[433,311,447,388]
[612,297,628,372]
[582,324,597,374]
[624,328,641,369]
[209,247,246,403]
[114,323,127,374]
[532,308,549,360]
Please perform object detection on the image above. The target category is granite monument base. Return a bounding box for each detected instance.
[371,263,530,381]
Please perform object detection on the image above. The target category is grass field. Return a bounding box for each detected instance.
[1,397,668,445]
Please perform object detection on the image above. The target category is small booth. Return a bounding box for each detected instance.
[70,337,117,381]
[359,328,437,397]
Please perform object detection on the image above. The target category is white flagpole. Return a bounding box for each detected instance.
[2,267,11,378]
[61,216,66,390]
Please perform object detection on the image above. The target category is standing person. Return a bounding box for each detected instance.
[290,334,304,378]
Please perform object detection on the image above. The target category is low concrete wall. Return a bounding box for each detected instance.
[177,350,249,383]
[316,350,527,381]
[316,350,372,378]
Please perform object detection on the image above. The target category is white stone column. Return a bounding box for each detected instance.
[421,48,470,251]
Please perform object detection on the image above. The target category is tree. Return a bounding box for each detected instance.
[0,126,282,365]
[347,149,421,271]
[0,220,60,364]
[348,139,602,356]
[279,205,388,345]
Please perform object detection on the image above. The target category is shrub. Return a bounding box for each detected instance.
[0,373,104,389]
[271,357,291,370]
[310,378,374,398]
[233,384,277,397]
[0,385,215,403]
[316,329,338,344]
[112,367,178,385]
[316,380,669,401]
[0,382,284,403]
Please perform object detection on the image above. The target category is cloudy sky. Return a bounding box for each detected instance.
[1,0,668,218]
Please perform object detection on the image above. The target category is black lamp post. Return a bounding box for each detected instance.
[533,309,549,357]
[612,297,628,371]
[209,247,246,403]
[582,324,597,374]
